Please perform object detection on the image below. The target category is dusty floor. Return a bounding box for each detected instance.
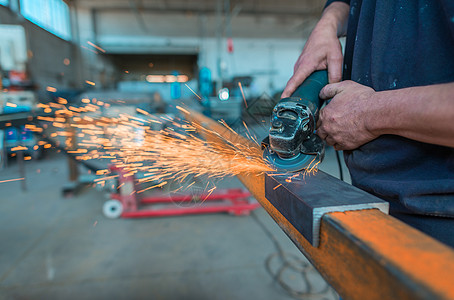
[0,146,347,300]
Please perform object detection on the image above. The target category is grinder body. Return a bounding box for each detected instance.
[262,70,328,172]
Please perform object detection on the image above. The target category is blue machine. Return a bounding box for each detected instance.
[170,70,181,100]
[2,106,40,159]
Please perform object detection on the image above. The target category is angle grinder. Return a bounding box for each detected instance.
[261,70,328,172]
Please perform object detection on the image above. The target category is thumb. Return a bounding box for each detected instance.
[319,82,344,100]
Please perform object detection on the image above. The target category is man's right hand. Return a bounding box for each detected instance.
[281,2,350,98]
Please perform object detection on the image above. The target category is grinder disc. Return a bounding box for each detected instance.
[263,147,320,173]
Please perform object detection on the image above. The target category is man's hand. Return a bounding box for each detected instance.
[281,2,349,98]
[317,81,378,150]
[316,80,454,150]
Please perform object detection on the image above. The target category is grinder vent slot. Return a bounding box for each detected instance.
[277,109,297,120]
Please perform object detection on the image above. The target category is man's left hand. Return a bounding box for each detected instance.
[317,80,378,150]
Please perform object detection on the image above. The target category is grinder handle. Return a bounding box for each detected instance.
[290,70,328,112]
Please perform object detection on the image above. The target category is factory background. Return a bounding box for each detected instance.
[0,1,342,298]
[0,0,324,102]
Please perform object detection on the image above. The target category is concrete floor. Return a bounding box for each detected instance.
[0,146,346,300]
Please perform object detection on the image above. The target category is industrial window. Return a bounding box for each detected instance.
[20,0,71,41]
[0,0,9,6]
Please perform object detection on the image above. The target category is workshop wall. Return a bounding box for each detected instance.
[200,38,306,96]
[76,9,312,96]
[0,5,120,102]
[0,5,79,100]
[74,7,118,91]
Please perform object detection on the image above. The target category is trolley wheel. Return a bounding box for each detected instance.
[103,199,123,218]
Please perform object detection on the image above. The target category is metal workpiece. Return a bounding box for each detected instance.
[265,171,389,247]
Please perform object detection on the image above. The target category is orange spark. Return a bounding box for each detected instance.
[58,97,68,104]
[184,84,201,100]
[218,120,236,134]
[137,181,167,194]
[96,169,109,175]
[176,106,190,115]
[37,116,55,122]
[0,178,24,184]
[94,175,119,182]
[87,41,106,53]
[11,146,28,151]
[136,108,149,115]
[273,184,283,190]
[184,181,196,191]
[81,45,98,54]
[85,80,95,86]
[238,82,247,108]
[46,86,57,92]
[202,186,217,201]
[12,96,318,197]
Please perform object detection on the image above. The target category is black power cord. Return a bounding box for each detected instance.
[251,211,337,300]
[334,150,344,181]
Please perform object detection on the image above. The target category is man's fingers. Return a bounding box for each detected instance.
[319,82,344,99]
[325,136,336,146]
[333,143,343,151]
[316,108,325,129]
[318,125,335,146]
[327,55,343,83]
[281,67,314,98]
[316,127,327,140]
[317,127,339,148]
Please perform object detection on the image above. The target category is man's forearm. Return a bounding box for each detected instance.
[368,83,454,148]
[320,2,350,37]
[281,1,349,96]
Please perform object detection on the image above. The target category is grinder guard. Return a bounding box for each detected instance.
[262,70,328,172]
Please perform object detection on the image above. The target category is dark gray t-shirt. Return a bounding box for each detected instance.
[325,0,454,217]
